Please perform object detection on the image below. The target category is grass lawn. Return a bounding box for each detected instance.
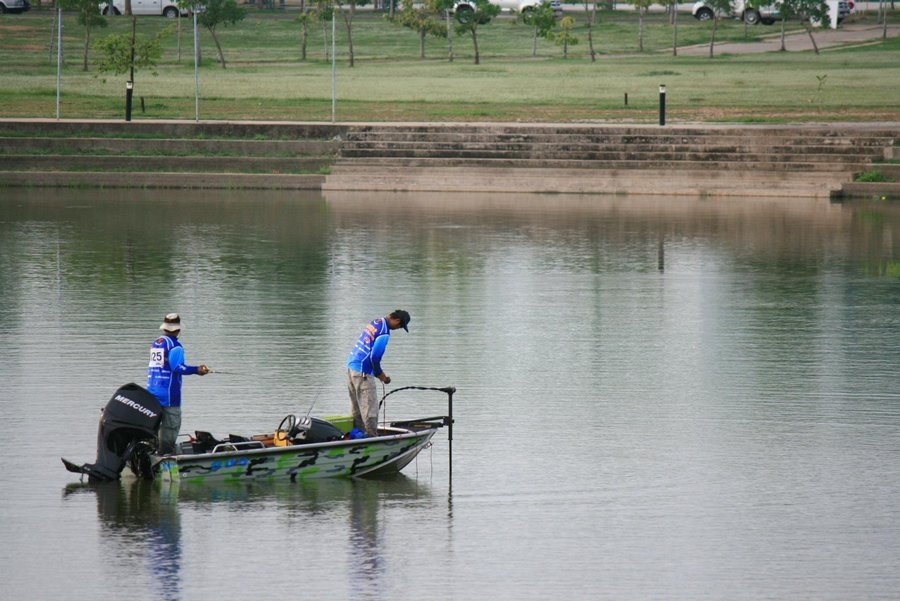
[0,7,898,123]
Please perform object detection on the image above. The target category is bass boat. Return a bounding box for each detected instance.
[62,383,454,484]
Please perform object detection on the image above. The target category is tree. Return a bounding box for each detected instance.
[311,0,334,61]
[703,0,734,57]
[626,0,654,52]
[778,0,830,54]
[57,0,107,71]
[553,15,578,58]
[454,0,500,65]
[524,2,558,58]
[197,0,247,69]
[661,0,680,56]
[431,0,456,62]
[336,0,369,67]
[392,0,446,59]
[93,16,168,88]
[296,10,315,61]
[581,1,598,62]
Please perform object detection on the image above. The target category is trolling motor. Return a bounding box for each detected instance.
[62,383,162,483]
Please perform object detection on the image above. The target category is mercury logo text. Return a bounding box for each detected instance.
[115,394,158,419]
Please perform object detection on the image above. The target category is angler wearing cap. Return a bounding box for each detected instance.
[347,309,411,437]
[147,313,209,454]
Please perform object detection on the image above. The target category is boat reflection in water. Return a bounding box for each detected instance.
[63,473,436,600]
[64,479,183,601]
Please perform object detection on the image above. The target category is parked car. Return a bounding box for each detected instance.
[692,0,778,24]
[692,0,850,25]
[454,0,562,23]
[0,0,30,13]
[100,0,189,17]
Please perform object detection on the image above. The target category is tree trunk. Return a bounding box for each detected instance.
[638,10,644,52]
[587,24,595,62]
[209,27,227,68]
[446,10,454,62]
[780,18,786,51]
[585,4,596,62]
[342,5,355,67]
[301,24,308,60]
[672,4,678,57]
[419,28,425,59]
[803,21,819,55]
[709,18,717,58]
[82,25,91,71]
[472,29,479,64]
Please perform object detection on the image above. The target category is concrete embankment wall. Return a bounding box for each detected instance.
[1,120,897,199]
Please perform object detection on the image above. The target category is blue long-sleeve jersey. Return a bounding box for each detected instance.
[347,318,391,376]
[147,335,199,407]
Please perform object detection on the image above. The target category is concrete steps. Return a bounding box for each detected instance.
[1,154,332,174]
[0,171,325,189]
[1,120,897,197]
[836,144,900,200]
[0,121,344,189]
[325,165,844,196]
[324,124,899,197]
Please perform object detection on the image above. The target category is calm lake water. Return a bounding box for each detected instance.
[1,188,898,600]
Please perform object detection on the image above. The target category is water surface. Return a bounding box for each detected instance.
[1,188,898,600]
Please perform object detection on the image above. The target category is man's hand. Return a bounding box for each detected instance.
[198,365,210,376]
[378,372,391,385]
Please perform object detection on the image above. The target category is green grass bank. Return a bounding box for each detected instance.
[1,8,898,123]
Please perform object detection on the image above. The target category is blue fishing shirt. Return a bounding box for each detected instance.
[347,318,391,376]
[147,335,200,407]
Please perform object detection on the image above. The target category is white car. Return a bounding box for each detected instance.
[691,0,779,25]
[454,0,562,23]
[0,0,30,13]
[100,0,189,17]
[691,0,850,25]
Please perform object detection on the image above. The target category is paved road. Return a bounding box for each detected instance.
[676,23,899,55]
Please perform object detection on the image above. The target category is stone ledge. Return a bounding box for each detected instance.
[0,171,325,190]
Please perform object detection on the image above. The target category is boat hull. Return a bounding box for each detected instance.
[155,427,436,484]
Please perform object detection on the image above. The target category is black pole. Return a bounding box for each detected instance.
[126,16,136,122]
[125,82,133,122]
[659,84,666,126]
[446,387,453,484]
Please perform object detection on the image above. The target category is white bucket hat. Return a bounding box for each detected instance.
[159,313,182,333]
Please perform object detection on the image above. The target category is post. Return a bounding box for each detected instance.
[659,83,666,127]
[193,8,199,122]
[125,81,134,122]
[55,9,62,120]
[446,387,453,484]
[331,11,336,123]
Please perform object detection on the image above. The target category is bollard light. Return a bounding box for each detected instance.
[659,83,666,127]
[125,80,134,122]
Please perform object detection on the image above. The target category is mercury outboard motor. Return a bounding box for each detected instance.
[62,383,162,483]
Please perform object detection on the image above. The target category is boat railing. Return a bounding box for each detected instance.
[210,440,266,453]
[380,385,455,482]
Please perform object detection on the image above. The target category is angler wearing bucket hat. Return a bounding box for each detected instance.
[147,313,209,454]
[346,310,411,437]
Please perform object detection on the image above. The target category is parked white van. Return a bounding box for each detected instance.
[100,0,188,17]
